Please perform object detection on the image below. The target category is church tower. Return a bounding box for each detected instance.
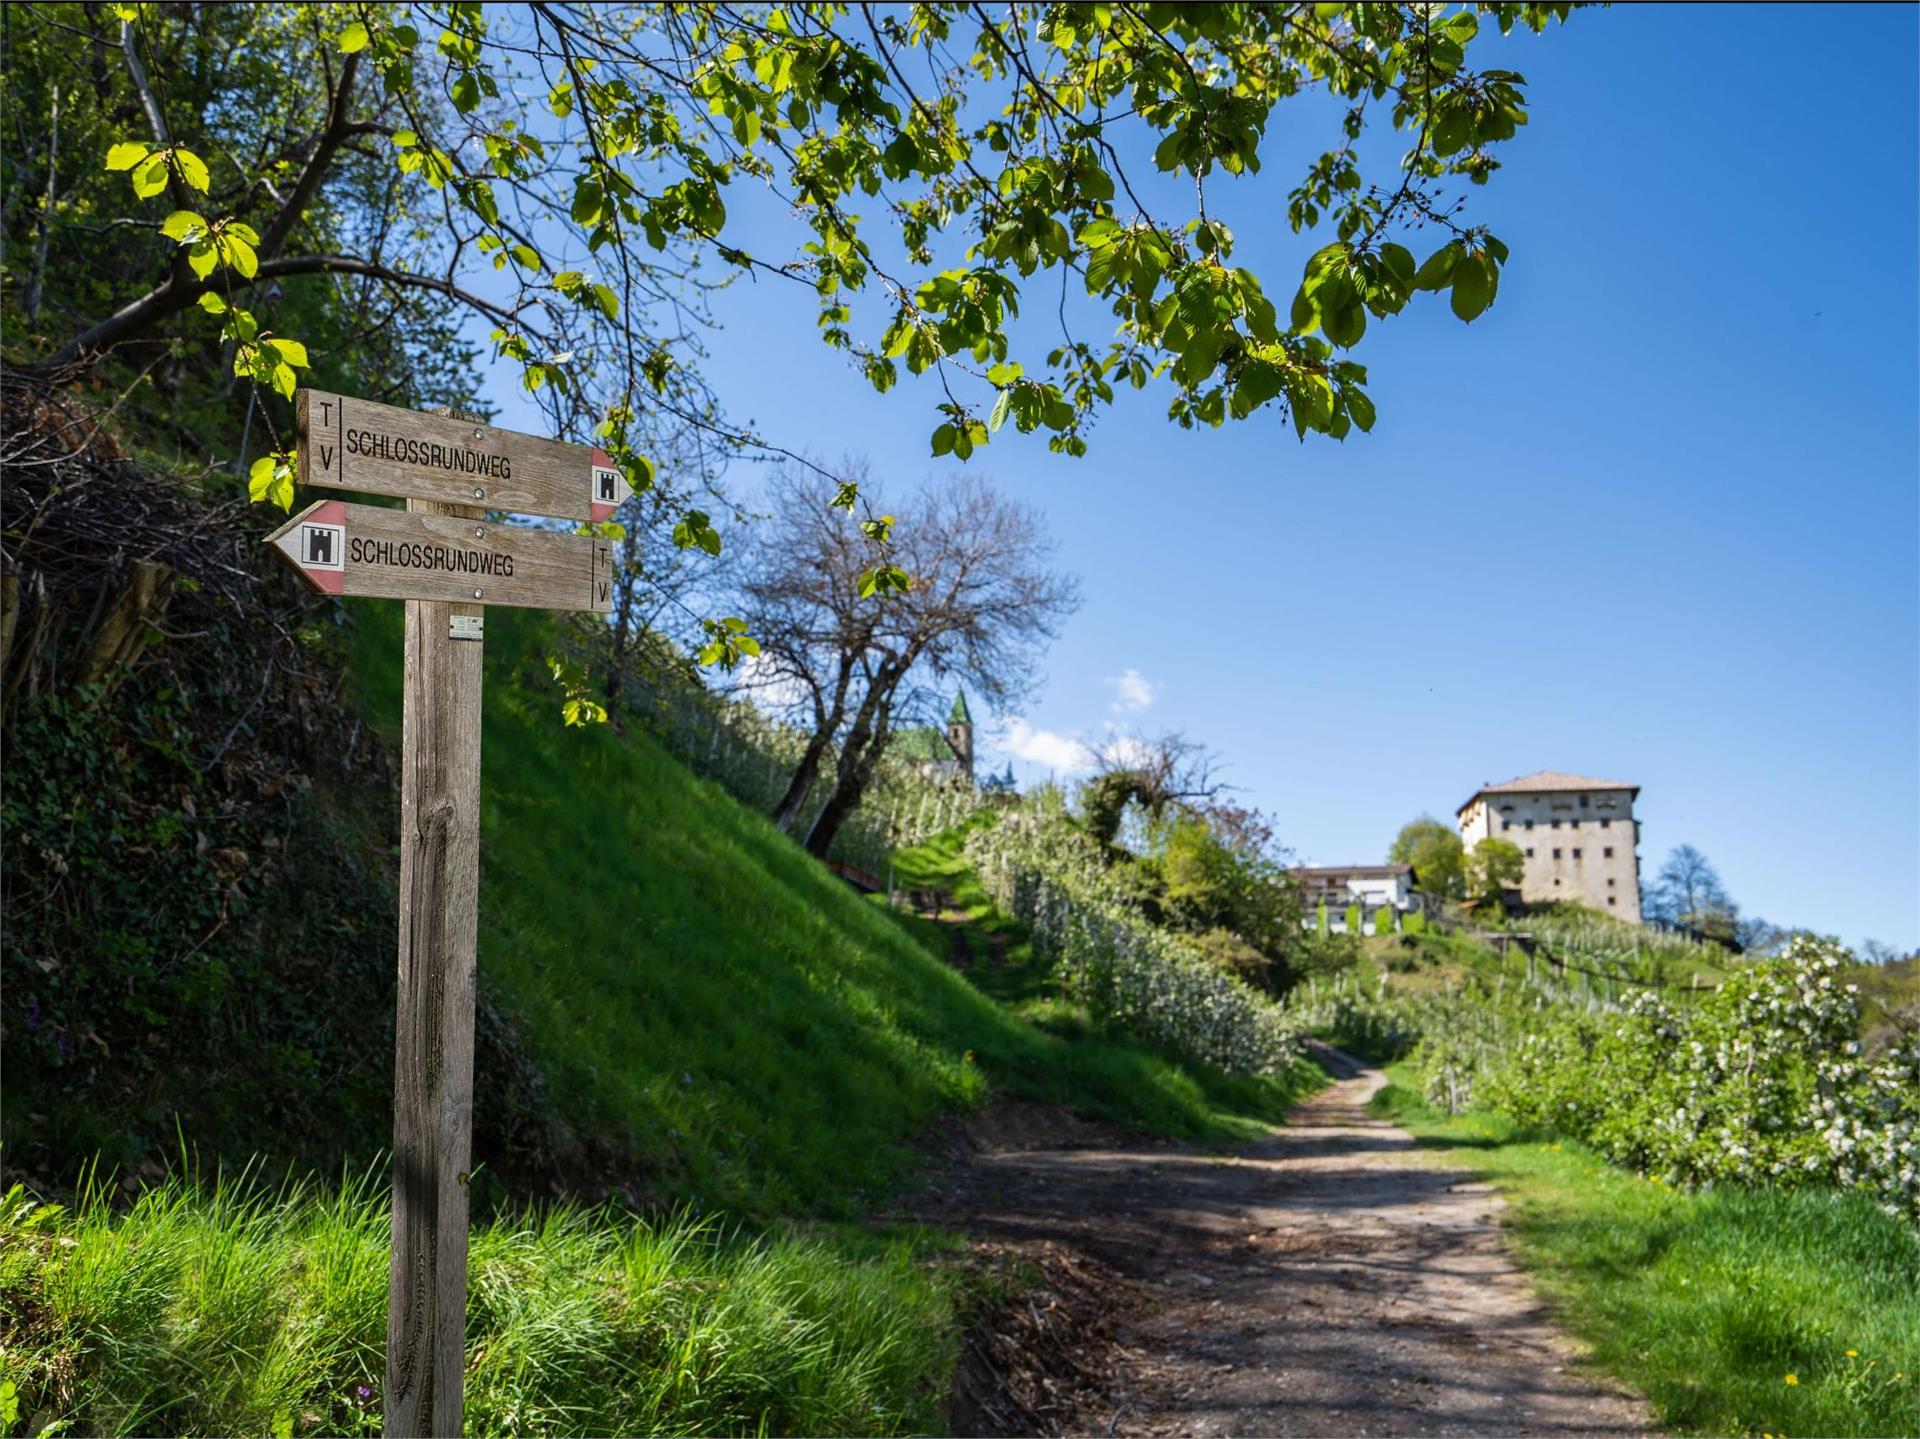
[946,690,974,780]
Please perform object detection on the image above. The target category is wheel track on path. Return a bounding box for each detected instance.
[906,1042,1655,1436]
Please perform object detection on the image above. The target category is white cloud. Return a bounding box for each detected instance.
[995,717,1096,774]
[1107,667,1158,714]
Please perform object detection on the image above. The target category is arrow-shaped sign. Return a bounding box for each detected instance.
[297,389,634,522]
[267,500,613,612]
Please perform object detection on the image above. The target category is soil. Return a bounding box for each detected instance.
[901,1043,1656,1438]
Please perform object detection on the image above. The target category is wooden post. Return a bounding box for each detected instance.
[386,499,485,1439]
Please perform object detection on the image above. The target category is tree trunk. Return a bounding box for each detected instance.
[770,729,835,833]
[802,676,903,858]
[770,652,856,833]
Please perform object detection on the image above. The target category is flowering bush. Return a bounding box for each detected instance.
[965,797,1300,1076]
[1478,939,1919,1222]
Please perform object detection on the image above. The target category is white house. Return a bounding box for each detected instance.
[1292,864,1422,935]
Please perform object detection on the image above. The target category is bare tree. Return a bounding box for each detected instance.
[1645,844,1737,932]
[1080,731,1230,849]
[733,466,1078,855]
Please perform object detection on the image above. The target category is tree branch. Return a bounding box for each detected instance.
[257,50,362,262]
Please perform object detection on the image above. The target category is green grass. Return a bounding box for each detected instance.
[0,1176,952,1437]
[347,605,1320,1218]
[1371,1068,1920,1437]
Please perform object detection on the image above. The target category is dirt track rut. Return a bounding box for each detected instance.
[914,1043,1655,1436]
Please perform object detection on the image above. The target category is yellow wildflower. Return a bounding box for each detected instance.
[1846,1349,1858,1358]
[1784,1374,1799,1386]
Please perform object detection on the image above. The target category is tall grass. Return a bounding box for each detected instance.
[0,1175,952,1437]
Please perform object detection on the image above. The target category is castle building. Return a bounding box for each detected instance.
[1456,770,1642,921]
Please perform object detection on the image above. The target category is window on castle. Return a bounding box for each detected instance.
[1502,821,1511,832]
[1552,848,1562,859]
[1604,847,1614,858]
[1608,897,1617,906]
[1524,820,1534,830]
[1572,848,1582,859]
[1525,847,1535,857]
[1600,819,1611,829]
[1608,878,1616,887]
[1571,819,1581,829]
[1580,795,1590,808]
[1550,820,1560,829]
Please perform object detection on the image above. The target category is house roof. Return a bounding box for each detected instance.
[1457,770,1638,815]
[1292,864,1414,882]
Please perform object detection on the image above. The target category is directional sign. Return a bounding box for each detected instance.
[297,388,633,522]
[266,499,612,612]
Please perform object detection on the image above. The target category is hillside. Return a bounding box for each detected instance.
[344,603,1317,1217]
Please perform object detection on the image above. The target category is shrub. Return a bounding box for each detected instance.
[965,800,1300,1076]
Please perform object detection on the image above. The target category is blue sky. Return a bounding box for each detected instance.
[483,5,1918,947]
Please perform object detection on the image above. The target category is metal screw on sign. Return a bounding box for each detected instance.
[264,389,630,1438]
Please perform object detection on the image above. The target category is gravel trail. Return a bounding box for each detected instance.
[911,1043,1655,1437]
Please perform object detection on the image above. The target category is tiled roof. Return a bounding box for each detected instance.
[1292,865,1413,881]
[1457,770,1638,813]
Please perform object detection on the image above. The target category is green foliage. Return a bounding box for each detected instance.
[964,795,1303,1076]
[1148,813,1302,973]
[1468,835,1526,902]
[0,1176,954,1437]
[21,2,1580,513]
[1372,1076,1920,1439]
[1389,815,1466,900]
[351,607,1317,1211]
[1479,941,1920,1220]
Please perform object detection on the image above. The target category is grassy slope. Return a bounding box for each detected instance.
[1371,1069,1920,1438]
[7,608,1328,1438]
[349,606,1317,1218]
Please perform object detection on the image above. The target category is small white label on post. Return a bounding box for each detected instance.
[449,614,485,642]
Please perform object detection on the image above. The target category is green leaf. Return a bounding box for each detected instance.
[105,140,151,171]
[267,337,310,368]
[1450,252,1493,322]
[988,387,1013,433]
[1322,300,1366,349]
[171,147,210,192]
[222,233,259,279]
[247,454,294,511]
[1413,243,1459,291]
[185,241,219,280]
[131,155,170,198]
[197,292,227,314]
[161,209,205,241]
[1346,388,1377,432]
[339,20,370,53]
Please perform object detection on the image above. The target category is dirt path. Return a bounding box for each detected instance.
[908,1044,1655,1437]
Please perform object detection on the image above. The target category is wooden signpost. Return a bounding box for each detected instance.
[269,391,630,1438]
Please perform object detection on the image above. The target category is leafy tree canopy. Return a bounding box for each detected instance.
[1389,814,1466,899]
[20,0,1578,548]
[1467,834,1523,902]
